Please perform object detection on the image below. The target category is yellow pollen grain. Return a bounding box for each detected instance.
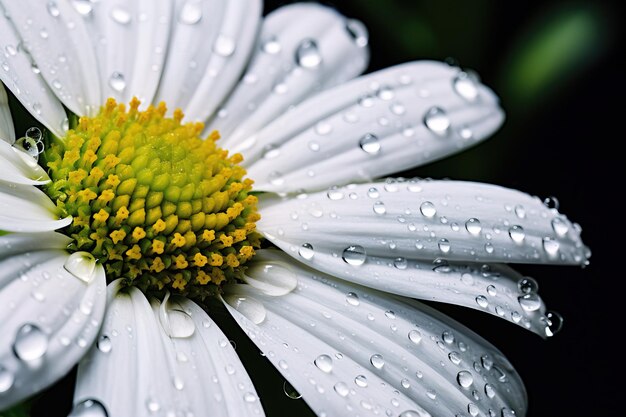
[193,253,208,267]
[209,253,223,267]
[151,240,165,254]
[153,218,166,233]
[219,234,234,247]
[196,270,210,285]
[172,273,186,290]
[171,232,186,248]
[110,229,126,244]
[132,227,146,241]
[105,174,121,188]
[226,253,239,268]
[174,254,188,269]
[93,209,110,223]
[126,245,142,260]
[150,257,165,273]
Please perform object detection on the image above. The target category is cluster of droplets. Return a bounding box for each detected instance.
[12,127,45,160]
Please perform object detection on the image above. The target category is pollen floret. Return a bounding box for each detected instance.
[43,98,261,299]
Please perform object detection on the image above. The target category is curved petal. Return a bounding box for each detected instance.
[2,0,101,116]
[213,3,369,147]
[224,254,527,417]
[0,246,106,409]
[0,232,72,258]
[0,83,15,143]
[0,12,68,136]
[240,61,504,192]
[83,0,173,106]
[0,181,71,232]
[156,0,261,123]
[74,285,264,417]
[0,139,50,185]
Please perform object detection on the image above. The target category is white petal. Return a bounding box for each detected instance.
[2,0,101,116]
[0,83,15,143]
[0,139,50,185]
[0,181,71,232]
[0,14,68,136]
[156,0,261,122]
[225,253,527,417]
[85,0,172,105]
[213,3,369,148]
[0,231,71,258]
[74,285,265,417]
[240,61,503,193]
[0,249,106,409]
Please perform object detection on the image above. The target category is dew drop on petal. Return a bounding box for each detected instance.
[508,225,525,244]
[333,381,349,397]
[110,6,132,25]
[283,380,302,399]
[370,353,385,369]
[408,329,422,344]
[359,133,381,155]
[224,294,266,325]
[420,201,436,218]
[179,0,203,25]
[518,293,541,312]
[298,243,315,260]
[262,37,281,54]
[345,19,368,47]
[543,311,563,337]
[13,323,48,361]
[457,371,474,388]
[465,218,482,236]
[453,72,479,101]
[72,0,93,16]
[542,237,560,258]
[394,257,408,270]
[373,201,386,215]
[314,354,333,373]
[355,374,368,387]
[146,397,160,413]
[296,39,322,69]
[438,238,451,253]
[423,107,450,135]
[342,245,367,266]
[213,34,236,57]
[475,295,488,308]
[68,399,109,417]
[244,262,298,296]
[484,383,496,398]
[517,277,538,294]
[64,251,96,283]
[346,292,360,306]
[108,72,126,93]
[97,335,112,353]
[0,365,14,394]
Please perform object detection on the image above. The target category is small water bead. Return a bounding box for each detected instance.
[359,133,381,155]
[327,187,344,200]
[296,39,322,69]
[542,237,560,257]
[110,6,131,25]
[543,196,560,210]
[214,34,236,57]
[442,330,455,344]
[484,242,494,254]
[298,243,315,260]
[358,94,375,107]
[484,383,496,398]
[475,295,488,308]
[448,351,462,365]
[262,37,281,54]
[543,311,563,337]
[342,245,367,266]
[146,397,160,413]
[0,365,14,394]
[377,85,395,100]
[314,354,333,373]
[13,323,48,361]
[370,354,385,370]
[72,0,93,16]
[453,72,479,102]
[390,102,406,115]
[108,72,126,92]
[551,217,569,237]
[423,107,450,135]
[467,403,480,417]
[518,293,541,312]
[47,1,61,17]
[517,277,538,294]
[315,122,332,135]
[68,399,108,417]
[400,378,411,389]
[97,335,112,353]
[408,329,422,345]
[508,225,525,244]
[457,371,474,388]
[465,218,482,236]
[438,238,451,253]
[354,374,368,387]
[283,380,302,399]
[501,408,516,417]
[179,0,203,25]
[345,19,369,47]
[373,201,386,215]
[367,187,380,198]
[420,201,437,218]
[394,257,408,270]
[346,292,360,306]
[334,381,349,397]
[486,285,497,296]
[262,145,280,159]
[459,126,473,139]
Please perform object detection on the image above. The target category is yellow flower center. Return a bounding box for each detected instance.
[42,98,261,299]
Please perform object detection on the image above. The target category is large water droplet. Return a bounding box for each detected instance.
[370,353,385,369]
[517,277,538,294]
[373,200,386,215]
[244,262,298,296]
[314,354,333,373]
[354,374,368,387]
[542,237,560,258]
[13,323,48,361]
[296,39,322,69]
[346,292,360,306]
[334,381,349,397]
[518,293,541,312]
[0,365,14,394]
[408,329,422,344]
[97,335,112,353]
[179,0,202,25]
[457,370,474,388]
[394,257,408,270]
[283,380,302,399]
[110,6,132,25]
[342,245,367,266]
[551,217,569,237]
[224,294,266,325]
[543,196,560,210]
[465,218,482,236]
[345,19,368,47]
[159,296,196,337]
[108,72,126,92]
[438,238,451,253]
[423,107,450,135]
[508,225,525,244]
[63,252,97,283]
[214,34,236,57]
[69,399,108,417]
[327,187,344,200]
[453,72,479,101]
[484,383,496,398]
[298,243,315,260]
[420,201,437,218]
[543,311,563,337]
[475,295,488,308]
[359,133,381,155]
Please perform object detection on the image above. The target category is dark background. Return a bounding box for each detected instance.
[5,1,622,416]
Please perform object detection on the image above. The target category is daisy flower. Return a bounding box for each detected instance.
[0,1,589,416]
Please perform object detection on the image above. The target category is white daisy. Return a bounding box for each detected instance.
[0,1,589,416]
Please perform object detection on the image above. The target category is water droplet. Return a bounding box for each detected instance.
[442,330,455,344]
[370,353,384,369]
[345,19,368,47]
[262,37,281,54]
[420,201,437,218]
[543,196,560,210]
[457,371,474,388]
[424,107,450,135]
[518,293,541,312]
[514,204,526,219]
[448,351,462,365]
[243,392,257,402]
[501,408,516,417]
[298,243,315,260]
[377,85,395,100]
[408,329,422,345]
[47,1,61,17]
[358,95,375,107]
[400,378,411,389]
[179,0,202,25]
[13,323,48,361]
[296,39,322,68]
[486,285,497,296]
[159,296,197,336]
[64,251,96,283]
[475,295,489,308]
[517,277,538,294]
[484,242,494,254]
[224,294,266,325]
[453,72,479,101]
[244,262,298,296]
[146,397,160,413]
[108,72,126,92]
[438,238,451,253]
[464,218,482,236]
[342,245,367,266]
[346,292,360,306]
[327,187,344,200]
[283,380,302,399]
[72,0,93,16]
[373,200,386,215]
[214,34,236,57]
[400,410,429,417]
[542,237,560,258]
[484,383,496,398]
[97,335,112,353]
[110,6,131,25]
[468,402,480,417]
[0,365,14,394]
[69,399,108,417]
[359,133,381,155]
[426,389,437,399]
[314,354,333,373]
[173,376,185,390]
[354,374,368,387]
[394,257,408,270]
[551,217,569,237]
[543,311,563,337]
[508,225,525,244]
